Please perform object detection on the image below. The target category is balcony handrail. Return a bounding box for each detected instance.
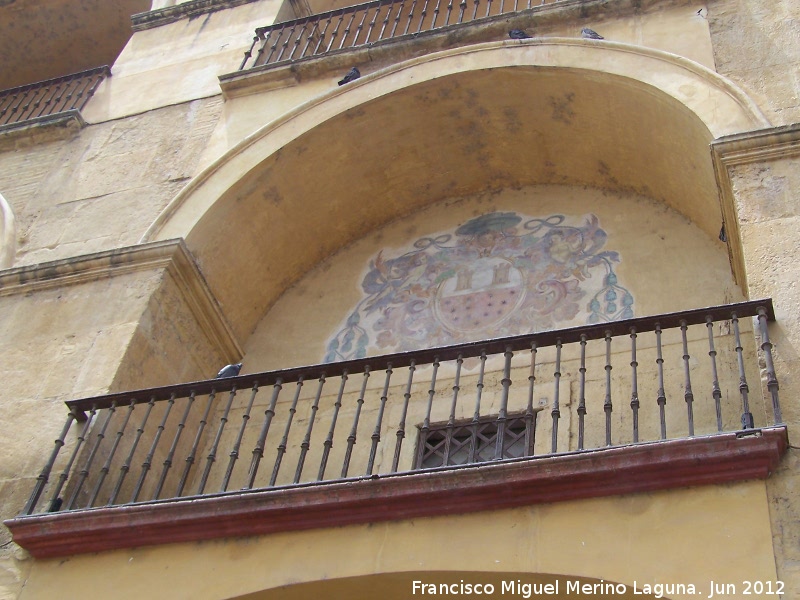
[21,298,781,518]
[0,66,110,128]
[66,298,775,415]
[238,0,564,70]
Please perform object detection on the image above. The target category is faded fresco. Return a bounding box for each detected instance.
[325,212,633,361]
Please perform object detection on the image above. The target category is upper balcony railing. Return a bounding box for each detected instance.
[0,66,109,129]
[239,0,563,70]
[15,299,783,522]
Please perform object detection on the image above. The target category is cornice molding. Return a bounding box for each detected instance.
[132,0,263,31]
[5,426,788,559]
[0,239,242,361]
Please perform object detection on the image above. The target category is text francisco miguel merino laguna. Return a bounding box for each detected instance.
[413,579,712,598]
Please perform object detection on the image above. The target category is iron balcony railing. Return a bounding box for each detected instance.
[21,299,781,516]
[239,0,563,70]
[0,66,109,128]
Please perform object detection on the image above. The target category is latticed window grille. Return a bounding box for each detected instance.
[416,414,536,469]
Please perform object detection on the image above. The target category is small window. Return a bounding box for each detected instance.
[416,413,537,469]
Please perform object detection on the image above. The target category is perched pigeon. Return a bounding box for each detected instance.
[719,224,727,243]
[48,497,63,512]
[216,363,243,379]
[338,67,361,86]
[581,27,604,39]
[508,29,532,40]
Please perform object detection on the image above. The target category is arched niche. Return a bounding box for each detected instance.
[143,40,769,341]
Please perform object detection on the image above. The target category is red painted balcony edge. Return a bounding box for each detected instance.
[6,426,788,559]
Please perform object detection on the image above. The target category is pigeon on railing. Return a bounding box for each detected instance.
[216,363,243,378]
[508,29,532,39]
[581,27,604,39]
[338,67,361,86]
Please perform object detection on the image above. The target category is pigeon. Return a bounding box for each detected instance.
[581,27,604,40]
[508,29,532,40]
[337,67,361,86]
[216,363,243,379]
[48,497,63,512]
[719,223,727,243]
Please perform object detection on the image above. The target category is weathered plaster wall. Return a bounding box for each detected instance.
[709,0,800,125]
[0,98,222,268]
[15,481,778,600]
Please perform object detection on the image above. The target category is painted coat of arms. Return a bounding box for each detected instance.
[325,212,633,362]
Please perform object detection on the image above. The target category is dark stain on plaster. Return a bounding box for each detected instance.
[549,92,576,125]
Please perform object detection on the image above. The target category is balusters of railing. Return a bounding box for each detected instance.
[468,351,487,463]
[471,0,479,20]
[757,307,782,424]
[498,0,505,16]
[496,345,513,459]
[442,355,463,465]
[246,379,283,489]
[276,24,299,62]
[3,92,28,126]
[295,375,326,482]
[22,412,78,515]
[263,28,286,64]
[577,335,587,450]
[288,22,308,60]
[108,398,154,505]
[549,341,561,454]
[327,13,346,52]
[51,79,80,114]
[318,372,347,480]
[457,0,467,23]
[366,365,393,474]
[312,17,333,55]
[444,0,454,26]
[387,2,403,39]
[416,0,430,33]
[89,400,135,506]
[524,343,537,456]
[679,320,696,436]
[176,390,216,497]
[431,0,443,28]
[404,0,418,35]
[152,393,195,500]
[339,11,359,49]
[392,362,416,471]
[655,324,667,440]
[131,394,176,502]
[416,357,440,466]
[270,378,304,485]
[239,34,260,70]
[66,402,118,509]
[300,20,319,58]
[603,330,613,446]
[630,327,640,443]
[197,386,237,494]
[363,6,381,43]
[706,317,724,432]
[732,313,754,429]
[342,367,370,477]
[484,0,493,19]
[221,383,260,491]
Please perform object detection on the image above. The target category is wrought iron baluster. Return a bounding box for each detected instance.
[442,355,463,465]
[351,8,370,46]
[731,313,753,429]
[246,379,283,489]
[366,365,393,475]
[525,343,537,456]
[416,0,430,33]
[254,30,272,66]
[484,0,492,18]
[294,375,326,483]
[496,345,513,459]
[431,0,443,28]
[221,383,260,492]
[388,2,404,38]
[288,22,308,60]
[757,306,782,424]
[706,317,723,432]
[23,412,77,515]
[550,341,561,454]
[342,367,370,477]
[327,14,346,52]
[67,402,118,509]
[655,324,667,439]
[300,20,318,58]
[471,0,479,20]
[275,24,298,62]
[630,327,640,443]
[131,394,176,502]
[468,352,487,462]
[318,372,348,480]
[416,357,440,467]
[152,392,196,500]
[197,386,238,494]
[270,378,304,486]
[604,330,613,446]
[404,0,418,34]
[680,320,696,436]
[108,398,155,505]
[265,26,286,63]
[444,0,454,26]
[176,390,216,496]
[312,17,333,55]
[239,34,260,70]
[457,0,467,23]
[577,335,587,450]
[89,400,135,506]
[392,362,416,472]
[339,12,358,49]
[363,6,381,43]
